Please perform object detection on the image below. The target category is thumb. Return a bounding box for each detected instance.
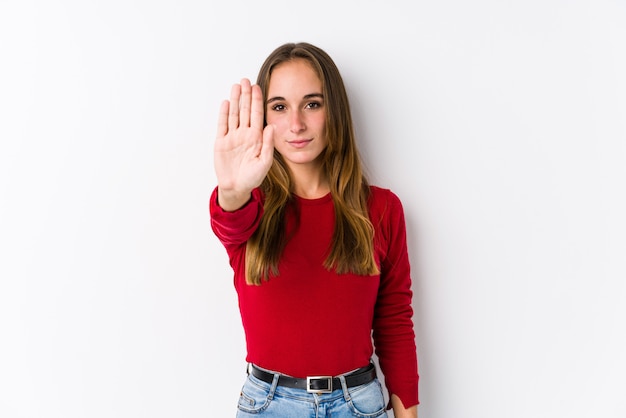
[260,124,275,165]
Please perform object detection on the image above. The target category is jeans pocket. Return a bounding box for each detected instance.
[237,376,272,414]
[347,379,387,417]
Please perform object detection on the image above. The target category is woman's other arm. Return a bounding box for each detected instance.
[391,394,417,418]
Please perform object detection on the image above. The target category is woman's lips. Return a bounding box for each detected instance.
[287,139,313,149]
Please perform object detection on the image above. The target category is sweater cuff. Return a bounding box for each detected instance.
[209,187,264,242]
[386,378,419,410]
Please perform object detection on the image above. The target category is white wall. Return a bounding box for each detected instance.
[1,1,625,417]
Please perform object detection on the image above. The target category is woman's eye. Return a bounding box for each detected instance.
[271,104,285,111]
[306,101,322,109]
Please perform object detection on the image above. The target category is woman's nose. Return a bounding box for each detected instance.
[289,110,306,133]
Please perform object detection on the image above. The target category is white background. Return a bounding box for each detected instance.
[1,1,625,417]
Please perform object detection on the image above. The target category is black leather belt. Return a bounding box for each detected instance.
[248,363,377,394]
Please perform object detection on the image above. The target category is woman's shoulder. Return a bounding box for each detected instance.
[367,185,404,214]
[368,185,402,204]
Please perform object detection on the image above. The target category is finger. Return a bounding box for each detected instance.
[228,83,241,131]
[216,100,230,138]
[239,78,252,127]
[250,84,265,130]
[259,124,275,166]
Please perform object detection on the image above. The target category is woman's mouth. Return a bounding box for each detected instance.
[287,139,313,149]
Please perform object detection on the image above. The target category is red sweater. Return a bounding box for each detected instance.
[210,185,418,408]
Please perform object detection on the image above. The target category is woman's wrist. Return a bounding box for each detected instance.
[216,187,252,212]
[390,394,417,418]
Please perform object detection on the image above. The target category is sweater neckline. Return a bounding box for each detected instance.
[294,192,332,206]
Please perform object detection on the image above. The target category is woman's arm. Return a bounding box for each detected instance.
[214,78,274,212]
[371,189,419,409]
[391,394,418,418]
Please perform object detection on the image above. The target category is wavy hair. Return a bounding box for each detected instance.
[245,42,379,285]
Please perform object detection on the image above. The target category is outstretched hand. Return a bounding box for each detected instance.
[214,78,274,211]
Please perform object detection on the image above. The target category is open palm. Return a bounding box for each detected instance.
[214,78,274,202]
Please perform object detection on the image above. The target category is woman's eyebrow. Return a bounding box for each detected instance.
[304,93,324,100]
[266,93,324,104]
[266,96,285,104]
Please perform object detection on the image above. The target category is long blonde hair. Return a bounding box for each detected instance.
[245,42,379,285]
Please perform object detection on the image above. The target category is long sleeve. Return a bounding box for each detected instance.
[371,189,419,408]
[209,187,264,255]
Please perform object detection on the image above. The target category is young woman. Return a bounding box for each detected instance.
[210,42,419,417]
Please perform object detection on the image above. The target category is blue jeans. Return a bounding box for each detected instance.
[235,367,388,417]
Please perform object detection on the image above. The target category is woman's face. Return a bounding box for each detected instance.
[265,59,327,172]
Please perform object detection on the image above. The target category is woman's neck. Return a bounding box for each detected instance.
[289,164,330,199]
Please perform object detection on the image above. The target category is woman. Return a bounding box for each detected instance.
[210,42,418,417]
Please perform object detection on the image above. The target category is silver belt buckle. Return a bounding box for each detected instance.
[306,376,333,393]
